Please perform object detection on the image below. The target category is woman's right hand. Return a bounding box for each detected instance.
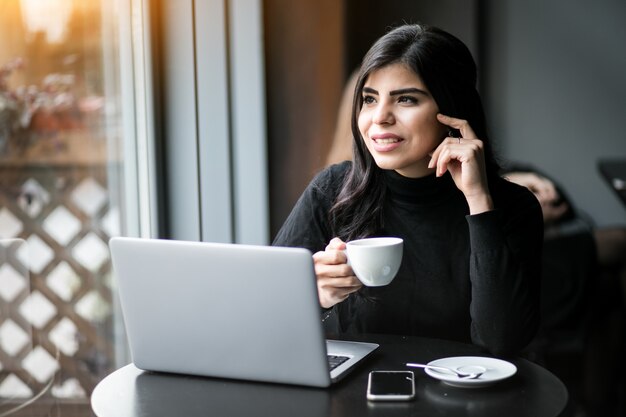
[312,237,362,309]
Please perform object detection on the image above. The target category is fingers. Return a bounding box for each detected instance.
[314,237,362,308]
[325,237,347,251]
[429,114,481,177]
[427,137,451,174]
[316,271,362,309]
[314,239,347,265]
[437,113,477,139]
[318,278,362,308]
[427,121,491,211]
[313,253,352,275]
[318,275,361,291]
[428,135,484,177]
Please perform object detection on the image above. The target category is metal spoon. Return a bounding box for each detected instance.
[406,362,484,379]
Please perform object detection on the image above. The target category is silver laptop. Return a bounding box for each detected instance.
[109,237,378,387]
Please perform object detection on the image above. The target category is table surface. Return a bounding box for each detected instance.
[91,334,569,417]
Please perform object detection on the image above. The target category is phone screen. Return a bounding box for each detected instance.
[367,371,415,400]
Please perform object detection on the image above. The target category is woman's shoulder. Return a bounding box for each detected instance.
[491,175,541,211]
[309,160,352,192]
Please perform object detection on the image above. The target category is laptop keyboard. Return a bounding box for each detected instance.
[328,355,350,371]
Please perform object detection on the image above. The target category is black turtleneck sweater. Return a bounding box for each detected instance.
[273,161,543,357]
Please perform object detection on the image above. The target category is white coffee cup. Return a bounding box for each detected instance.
[345,237,403,287]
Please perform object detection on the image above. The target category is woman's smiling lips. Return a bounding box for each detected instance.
[370,133,403,152]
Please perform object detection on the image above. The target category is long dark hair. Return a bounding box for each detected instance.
[330,24,500,240]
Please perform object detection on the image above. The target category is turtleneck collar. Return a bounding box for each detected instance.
[383,169,459,205]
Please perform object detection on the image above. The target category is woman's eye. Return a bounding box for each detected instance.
[362,95,376,104]
[398,95,418,104]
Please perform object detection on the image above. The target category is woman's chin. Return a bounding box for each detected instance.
[371,153,400,168]
[373,159,399,171]
[371,150,405,167]
[372,157,433,178]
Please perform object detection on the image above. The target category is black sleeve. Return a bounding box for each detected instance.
[466,179,544,357]
[272,162,349,253]
[500,162,576,223]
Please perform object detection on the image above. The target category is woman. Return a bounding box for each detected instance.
[273,24,543,357]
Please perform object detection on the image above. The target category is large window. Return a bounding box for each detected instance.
[0,0,268,414]
[0,0,152,414]
[155,0,268,245]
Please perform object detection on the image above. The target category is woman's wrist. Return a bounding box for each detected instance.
[466,193,494,215]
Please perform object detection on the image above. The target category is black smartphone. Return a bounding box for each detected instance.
[366,370,415,401]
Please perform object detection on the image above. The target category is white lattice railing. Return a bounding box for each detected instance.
[0,164,120,414]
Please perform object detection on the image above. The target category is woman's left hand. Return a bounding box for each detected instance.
[429,113,493,214]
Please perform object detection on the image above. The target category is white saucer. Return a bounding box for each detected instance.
[424,356,517,388]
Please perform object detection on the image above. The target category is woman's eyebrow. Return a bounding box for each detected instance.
[362,87,378,95]
[389,87,429,96]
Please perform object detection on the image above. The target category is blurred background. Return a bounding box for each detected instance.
[0,0,624,415]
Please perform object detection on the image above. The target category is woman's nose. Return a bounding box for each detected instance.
[372,103,394,125]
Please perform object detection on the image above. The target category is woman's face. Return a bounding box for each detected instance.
[358,62,446,178]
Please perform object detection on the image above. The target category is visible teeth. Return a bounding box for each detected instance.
[375,138,399,144]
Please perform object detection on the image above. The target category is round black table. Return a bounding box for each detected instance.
[91,334,569,417]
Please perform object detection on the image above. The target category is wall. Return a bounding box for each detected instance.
[482,0,626,227]
[344,0,479,77]
[264,0,345,236]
